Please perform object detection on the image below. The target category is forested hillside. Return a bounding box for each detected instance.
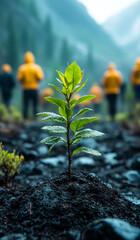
[0,0,128,92]
[103,0,140,63]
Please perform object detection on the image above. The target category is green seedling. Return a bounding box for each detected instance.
[0,143,24,187]
[38,62,104,181]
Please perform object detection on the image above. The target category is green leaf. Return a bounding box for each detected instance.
[69,99,77,108]
[70,117,99,132]
[65,106,73,120]
[59,106,73,120]
[65,62,81,92]
[44,97,66,109]
[59,107,67,119]
[49,84,62,94]
[41,136,65,145]
[57,71,67,87]
[73,147,101,156]
[42,126,67,134]
[41,136,66,154]
[72,79,88,95]
[56,78,63,85]
[37,112,66,123]
[76,95,96,105]
[72,108,92,120]
[75,128,104,138]
[71,137,81,145]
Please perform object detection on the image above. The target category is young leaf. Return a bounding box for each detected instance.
[71,137,81,145]
[73,147,101,156]
[59,107,67,119]
[76,95,96,105]
[49,84,62,94]
[42,126,67,134]
[75,128,104,138]
[65,62,81,92]
[44,97,66,109]
[72,79,88,95]
[72,108,92,120]
[41,136,66,145]
[65,106,73,120]
[69,99,77,108]
[57,71,67,87]
[70,117,99,132]
[38,112,66,123]
[56,78,63,85]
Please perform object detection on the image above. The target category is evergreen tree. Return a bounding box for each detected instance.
[6,16,20,71]
[44,17,54,61]
[60,38,71,68]
[86,45,94,76]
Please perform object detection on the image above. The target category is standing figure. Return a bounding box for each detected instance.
[101,63,123,120]
[89,83,104,113]
[39,87,54,111]
[131,58,140,103]
[17,52,44,119]
[0,64,15,108]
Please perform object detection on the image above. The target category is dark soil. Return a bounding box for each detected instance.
[0,121,140,239]
[0,172,139,240]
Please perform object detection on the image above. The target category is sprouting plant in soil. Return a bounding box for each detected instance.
[0,143,24,187]
[38,62,104,181]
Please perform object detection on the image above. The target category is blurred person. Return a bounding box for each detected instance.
[131,58,140,103]
[17,52,44,119]
[39,87,54,111]
[101,63,123,120]
[89,83,104,113]
[73,93,80,114]
[0,64,15,108]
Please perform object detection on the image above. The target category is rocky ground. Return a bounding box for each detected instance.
[0,121,140,240]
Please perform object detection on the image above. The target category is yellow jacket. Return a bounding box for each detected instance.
[17,52,44,90]
[131,59,140,85]
[89,84,104,104]
[102,63,123,94]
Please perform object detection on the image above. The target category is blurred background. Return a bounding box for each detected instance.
[0,0,140,117]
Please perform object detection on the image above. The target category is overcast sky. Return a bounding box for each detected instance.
[78,0,138,23]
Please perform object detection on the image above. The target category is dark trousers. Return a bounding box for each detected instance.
[23,90,38,119]
[2,91,12,108]
[134,85,140,103]
[106,94,118,118]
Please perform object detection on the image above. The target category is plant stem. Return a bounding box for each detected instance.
[66,97,72,182]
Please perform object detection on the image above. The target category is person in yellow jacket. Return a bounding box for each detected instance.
[101,63,123,119]
[131,58,140,103]
[89,83,104,113]
[17,52,44,119]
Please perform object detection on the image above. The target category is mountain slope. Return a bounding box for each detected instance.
[103,1,140,60]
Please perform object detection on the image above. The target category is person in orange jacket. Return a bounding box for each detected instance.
[101,63,123,119]
[17,52,44,119]
[131,58,140,103]
[89,83,104,113]
[0,64,15,108]
[39,87,54,111]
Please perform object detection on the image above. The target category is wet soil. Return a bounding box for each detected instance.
[0,121,140,239]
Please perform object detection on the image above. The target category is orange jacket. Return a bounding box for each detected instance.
[131,59,140,85]
[17,52,44,90]
[89,84,104,104]
[102,63,123,94]
[40,88,54,104]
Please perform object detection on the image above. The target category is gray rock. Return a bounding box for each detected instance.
[104,153,118,166]
[81,218,140,240]
[41,155,66,166]
[38,145,48,156]
[73,157,95,166]
[123,170,140,186]
[1,234,26,240]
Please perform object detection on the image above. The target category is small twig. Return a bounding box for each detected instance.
[29,202,32,215]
